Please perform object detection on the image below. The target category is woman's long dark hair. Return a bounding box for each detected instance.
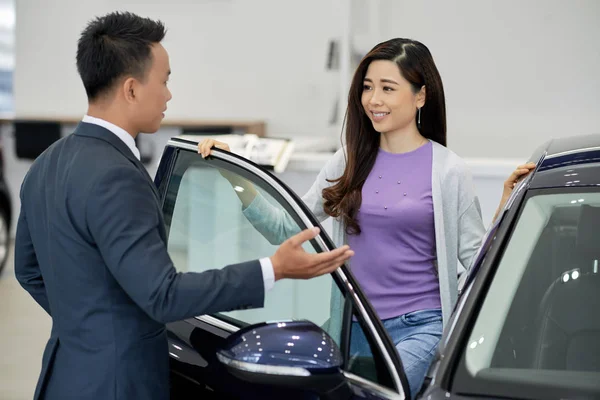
[323,38,447,235]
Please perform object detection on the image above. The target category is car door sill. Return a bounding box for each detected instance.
[343,371,403,399]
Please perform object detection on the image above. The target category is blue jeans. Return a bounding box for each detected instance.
[350,308,443,398]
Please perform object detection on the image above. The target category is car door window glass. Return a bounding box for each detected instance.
[456,189,600,398]
[345,308,396,389]
[166,161,336,327]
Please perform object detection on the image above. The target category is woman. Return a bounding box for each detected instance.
[198,38,534,396]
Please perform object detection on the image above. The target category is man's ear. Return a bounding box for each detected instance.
[123,77,137,104]
[416,85,426,108]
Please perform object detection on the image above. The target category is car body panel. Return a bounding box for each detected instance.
[528,134,600,189]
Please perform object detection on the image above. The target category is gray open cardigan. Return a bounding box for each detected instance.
[243,140,486,334]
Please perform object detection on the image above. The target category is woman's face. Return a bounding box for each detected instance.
[361,60,424,135]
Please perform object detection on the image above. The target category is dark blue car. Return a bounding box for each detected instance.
[155,134,600,399]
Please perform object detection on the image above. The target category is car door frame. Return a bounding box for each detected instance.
[155,138,409,399]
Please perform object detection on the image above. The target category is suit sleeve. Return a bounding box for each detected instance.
[14,202,51,315]
[86,167,265,324]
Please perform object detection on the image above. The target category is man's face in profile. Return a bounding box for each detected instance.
[132,43,172,134]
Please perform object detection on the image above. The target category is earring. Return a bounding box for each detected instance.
[417,107,422,130]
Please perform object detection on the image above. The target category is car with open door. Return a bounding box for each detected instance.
[155,137,409,399]
[155,134,600,400]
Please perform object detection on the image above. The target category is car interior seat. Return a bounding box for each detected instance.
[532,204,600,371]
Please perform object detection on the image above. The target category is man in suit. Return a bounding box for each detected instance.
[14,11,354,400]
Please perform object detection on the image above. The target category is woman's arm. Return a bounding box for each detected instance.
[198,139,297,244]
[242,149,347,244]
[198,139,345,245]
[457,161,536,270]
[491,162,536,223]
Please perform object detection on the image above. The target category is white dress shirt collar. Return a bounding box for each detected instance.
[82,115,141,161]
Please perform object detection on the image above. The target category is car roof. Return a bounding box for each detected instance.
[529,134,600,189]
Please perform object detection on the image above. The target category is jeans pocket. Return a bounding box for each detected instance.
[402,309,443,326]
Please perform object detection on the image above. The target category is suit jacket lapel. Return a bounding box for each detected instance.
[73,122,161,202]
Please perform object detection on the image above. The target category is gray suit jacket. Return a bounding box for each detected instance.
[14,122,264,400]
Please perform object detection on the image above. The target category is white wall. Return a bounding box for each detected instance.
[6,0,599,234]
[14,0,343,143]
[0,0,14,70]
[371,0,600,158]
[14,0,600,158]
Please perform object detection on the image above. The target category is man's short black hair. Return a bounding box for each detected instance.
[76,11,166,101]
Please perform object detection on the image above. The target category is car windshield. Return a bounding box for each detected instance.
[460,188,600,396]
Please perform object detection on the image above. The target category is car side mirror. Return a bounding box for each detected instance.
[216,320,352,399]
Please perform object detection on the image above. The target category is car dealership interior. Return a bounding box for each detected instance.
[1,1,599,399]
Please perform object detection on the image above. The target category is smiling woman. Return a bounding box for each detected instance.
[361,60,428,149]
[317,39,467,397]
[197,38,533,398]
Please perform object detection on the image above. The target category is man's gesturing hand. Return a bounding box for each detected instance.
[271,227,354,281]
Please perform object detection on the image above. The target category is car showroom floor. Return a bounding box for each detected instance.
[0,241,51,400]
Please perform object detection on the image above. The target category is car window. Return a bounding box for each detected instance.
[345,307,398,389]
[161,148,400,391]
[456,188,600,398]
